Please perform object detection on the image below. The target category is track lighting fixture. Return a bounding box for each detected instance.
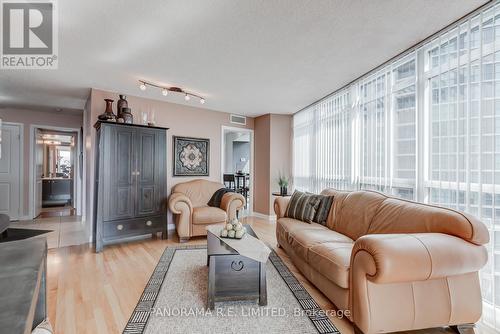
[138,80,205,104]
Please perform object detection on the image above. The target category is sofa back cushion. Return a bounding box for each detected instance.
[332,191,387,240]
[368,197,489,245]
[172,179,224,207]
[321,188,489,245]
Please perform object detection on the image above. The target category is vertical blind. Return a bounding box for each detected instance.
[292,1,500,331]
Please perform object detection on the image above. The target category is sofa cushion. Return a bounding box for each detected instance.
[277,218,326,242]
[192,206,227,225]
[308,242,353,289]
[172,179,226,207]
[285,191,321,223]
[334,191,387,240]
[288,228,353,260]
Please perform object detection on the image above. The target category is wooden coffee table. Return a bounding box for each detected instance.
[206,224,267,309]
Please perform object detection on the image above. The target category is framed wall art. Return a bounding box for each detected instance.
[173,136,210,176]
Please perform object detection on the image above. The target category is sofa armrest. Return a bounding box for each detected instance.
[274,197,290,219]
[220,193,245,220]
[351,233,488,284]
[168,192,193,215]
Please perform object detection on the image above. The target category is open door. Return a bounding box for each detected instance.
[34,129,43,218]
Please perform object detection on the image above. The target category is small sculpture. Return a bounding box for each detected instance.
[221,218,246,239]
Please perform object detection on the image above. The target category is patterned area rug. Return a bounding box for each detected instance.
[124,245,341,334]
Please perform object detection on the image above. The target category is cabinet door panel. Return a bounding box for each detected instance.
[136,129,165,216]
[104,127,135,220]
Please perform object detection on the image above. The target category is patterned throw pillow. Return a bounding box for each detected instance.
[285,191,321,223]
[313,195,334,226]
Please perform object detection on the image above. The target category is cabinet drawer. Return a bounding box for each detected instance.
[103,215,165,238]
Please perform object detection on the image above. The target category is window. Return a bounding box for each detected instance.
[292,2,500,331]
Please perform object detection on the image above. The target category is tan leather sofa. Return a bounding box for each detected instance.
[168,179,245,242]
[274,189,489,334]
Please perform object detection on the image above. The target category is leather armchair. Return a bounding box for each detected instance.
[168,179,245,242]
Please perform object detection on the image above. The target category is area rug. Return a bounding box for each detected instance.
[0,228,53,243]
[124,245,341,334]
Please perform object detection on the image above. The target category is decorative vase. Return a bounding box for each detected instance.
[116,95,128,118]
[98,99,116,121]
[121,107,133,124]
[280,186,287,196]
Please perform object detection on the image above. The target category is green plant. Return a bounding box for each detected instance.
[277,172,289,188]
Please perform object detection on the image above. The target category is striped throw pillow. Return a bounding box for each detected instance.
[285,191,321,223]
[313,195,334,225]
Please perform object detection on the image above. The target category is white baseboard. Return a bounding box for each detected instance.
[248,212,276,221]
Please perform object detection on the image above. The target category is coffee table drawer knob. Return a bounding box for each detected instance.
[117,224,123,231]
[146,220,152,226]
[230,260,244,271]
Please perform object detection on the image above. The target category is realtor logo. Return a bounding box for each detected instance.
[1,0,58,69]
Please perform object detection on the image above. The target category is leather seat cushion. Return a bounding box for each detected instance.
[288,228,353,260]
[192,206,227,225]
[308,242,353,288]
[277,218,326,241]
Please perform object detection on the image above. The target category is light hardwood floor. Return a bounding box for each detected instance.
[47,217,477,334]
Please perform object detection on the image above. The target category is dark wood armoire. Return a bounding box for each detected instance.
[93,121,168,252]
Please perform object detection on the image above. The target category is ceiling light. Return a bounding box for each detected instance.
[138,80,205,103]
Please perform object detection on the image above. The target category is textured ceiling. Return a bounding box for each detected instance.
[0,0,488,117]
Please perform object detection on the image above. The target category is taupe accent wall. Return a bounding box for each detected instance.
[254,114,292,216]
[0,108,83,217]
[254,115,271,215]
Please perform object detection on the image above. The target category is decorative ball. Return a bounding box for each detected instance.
[228,230,236,238]
[234,223,242,231]
[235,230,244,239]
[225,223,233,231]
[230,218,238,225]
[221,229,228,237]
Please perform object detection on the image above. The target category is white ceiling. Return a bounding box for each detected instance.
[0,0,488,117]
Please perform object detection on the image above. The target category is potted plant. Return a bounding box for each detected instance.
[277,173,289,196]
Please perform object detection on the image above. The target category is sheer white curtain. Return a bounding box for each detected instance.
[293,54,417,199]
[293,88,352,193]
[292,1,500,331]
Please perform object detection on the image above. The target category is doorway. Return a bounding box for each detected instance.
[30,126,82,219]
[0,122,22,220]
[221,126,254,216]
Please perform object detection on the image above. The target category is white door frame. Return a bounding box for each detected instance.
[221,125,254,215]
[29,124,82,219]
[1,122,24,220]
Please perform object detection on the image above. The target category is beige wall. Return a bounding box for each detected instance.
[253,114,292,216]
[85,88,254,229]
[0,108,83,217]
